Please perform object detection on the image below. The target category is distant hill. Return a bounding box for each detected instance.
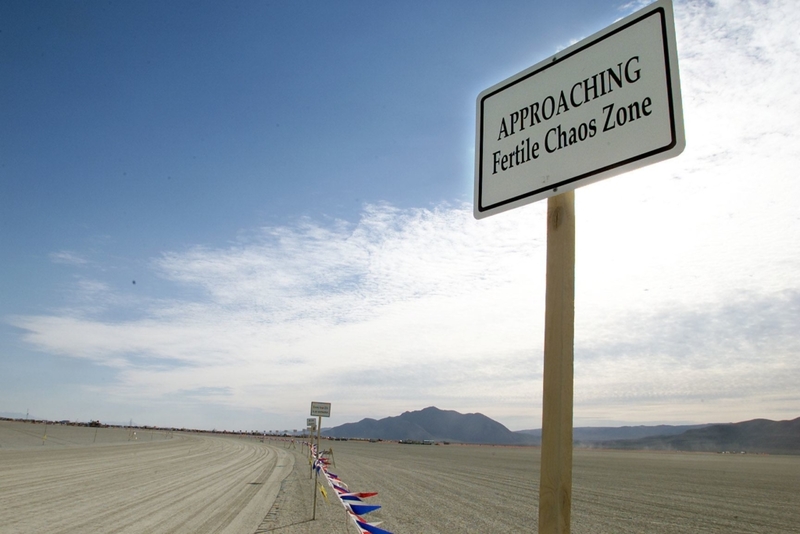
[323,406,529,445]
[516,424,710,445]
[590,417,800,454]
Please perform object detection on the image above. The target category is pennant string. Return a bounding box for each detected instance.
[307,440,394,534]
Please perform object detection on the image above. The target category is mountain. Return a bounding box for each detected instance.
[323,406,529,445]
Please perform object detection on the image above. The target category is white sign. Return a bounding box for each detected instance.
[307,418,317,429]
[310,401,331,418]
[474,0,684,219]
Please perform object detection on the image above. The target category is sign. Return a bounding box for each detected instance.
[310,401,331,418]
[474,0,684,219]
[307,418,316,429]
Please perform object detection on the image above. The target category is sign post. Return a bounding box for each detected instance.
[307,417,316,477]
[310,401,331,520]
[473,2,683,532]
[539,190,575,532]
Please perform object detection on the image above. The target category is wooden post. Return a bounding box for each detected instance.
[538,190,575,534]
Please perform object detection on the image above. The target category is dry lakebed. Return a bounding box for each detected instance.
[1,420,798,533]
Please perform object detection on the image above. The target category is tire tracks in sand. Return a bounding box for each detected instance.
[0,429,294,534]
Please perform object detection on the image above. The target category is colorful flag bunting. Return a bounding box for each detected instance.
[310,443,393,534]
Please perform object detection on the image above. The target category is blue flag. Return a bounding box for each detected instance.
[357,519,394,534]
[348,503,381,516]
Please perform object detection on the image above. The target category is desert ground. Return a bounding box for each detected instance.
[1,420,798,533]
[312,440,800,533]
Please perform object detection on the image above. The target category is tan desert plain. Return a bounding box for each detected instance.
[1,419,799,533]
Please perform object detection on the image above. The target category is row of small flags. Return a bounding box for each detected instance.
[312,444,394,534]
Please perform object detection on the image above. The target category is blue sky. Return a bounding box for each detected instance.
[2,0,798,432]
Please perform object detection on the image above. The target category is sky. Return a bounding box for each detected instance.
[1,0,798,432]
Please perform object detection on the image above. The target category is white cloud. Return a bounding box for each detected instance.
[9,0,800,430]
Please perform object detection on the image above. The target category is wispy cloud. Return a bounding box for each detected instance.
[49,250,89,266]
[8,0,800,430]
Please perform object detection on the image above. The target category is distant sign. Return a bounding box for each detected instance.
[307,418,317,429]
[474,0,684,218]
[310,401,331,418]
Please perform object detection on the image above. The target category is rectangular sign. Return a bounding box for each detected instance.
[307,417,316,429]
[310,401,331,418]
[474,0,684,219]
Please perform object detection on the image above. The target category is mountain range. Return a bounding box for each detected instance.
[322,407,800,454]
[324,406,528,445]
[585,417,800,454]
[517,424,711,444]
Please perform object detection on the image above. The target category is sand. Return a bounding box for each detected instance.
[0,421,294,533]
[2,420,799,533]
[297,440,800,533]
